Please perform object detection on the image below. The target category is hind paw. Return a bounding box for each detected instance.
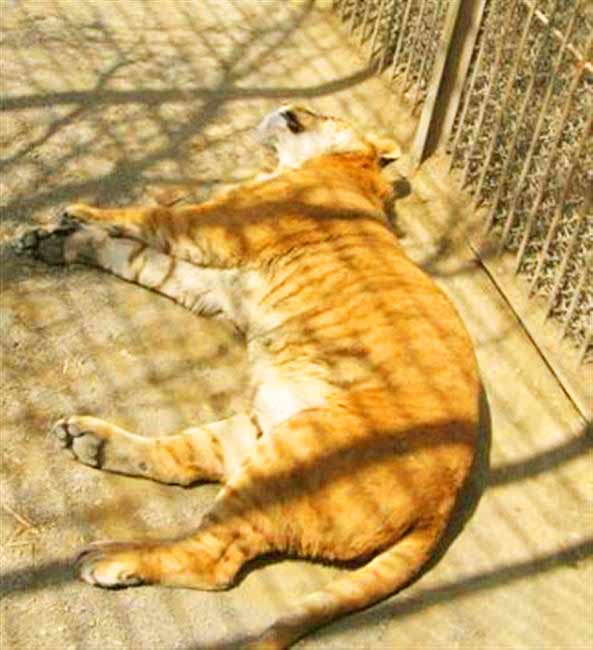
[76,541,147,588]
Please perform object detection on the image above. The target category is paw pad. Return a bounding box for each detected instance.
[13,217,80,265]
[53,418,104,468]
[76,542,145,588]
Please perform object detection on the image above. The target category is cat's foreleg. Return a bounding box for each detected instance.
[59,202,236,268]
[14,216,237,316]
[61,203,151,229]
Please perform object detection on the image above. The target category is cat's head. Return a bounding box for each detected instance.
[255,105,399,170]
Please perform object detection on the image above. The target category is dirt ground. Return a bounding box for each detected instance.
[1,1,591,649]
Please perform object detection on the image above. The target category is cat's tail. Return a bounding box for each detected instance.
[247,522,446,650]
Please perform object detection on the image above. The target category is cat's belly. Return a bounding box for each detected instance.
[249,359,332,436]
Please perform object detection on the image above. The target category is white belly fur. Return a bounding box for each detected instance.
[251,375,330,436]
[220,268,332,434]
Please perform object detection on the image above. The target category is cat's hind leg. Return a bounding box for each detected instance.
[53,414,260,485]
[74,486,272,592]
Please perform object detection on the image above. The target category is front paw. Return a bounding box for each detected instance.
[76,541,147,588]
[53,416,108,468]
[13,217,80,265]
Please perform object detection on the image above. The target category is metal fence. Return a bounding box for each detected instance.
[336,0,451,110]
[333,0,592,412]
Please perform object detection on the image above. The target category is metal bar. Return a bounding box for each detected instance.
[348,0,362,36]
[338,0,350,21]
[447,6,490,170]
[461,0,519,188]
[412,0,444,108]
[435,0,487,157]
[483,88,534,235]
[483,0,564,236]
[543,208,587,317]
[408,0,488,164]
[410,0,465,166]
[402,0,430,91]
[388,0,414,82]
[560,250,592,339]
[377,0,400,72]
[514,46,590,272]
[472,1,538,214]
[530,116,593,300]
[518,0,593,74]
[498,3,580,248]
[369,0,389,59]
[358,0,374,48]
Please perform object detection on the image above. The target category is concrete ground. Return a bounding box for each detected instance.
[1,1,591,649]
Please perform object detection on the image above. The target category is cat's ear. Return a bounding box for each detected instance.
[368,135,401,168]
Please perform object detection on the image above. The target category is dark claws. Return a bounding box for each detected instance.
[12,230,41,255]
[13,216,80,264]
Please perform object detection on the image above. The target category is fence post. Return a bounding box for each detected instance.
[411,0,487,166]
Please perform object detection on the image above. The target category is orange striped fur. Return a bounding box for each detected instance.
[16,106,479,649]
